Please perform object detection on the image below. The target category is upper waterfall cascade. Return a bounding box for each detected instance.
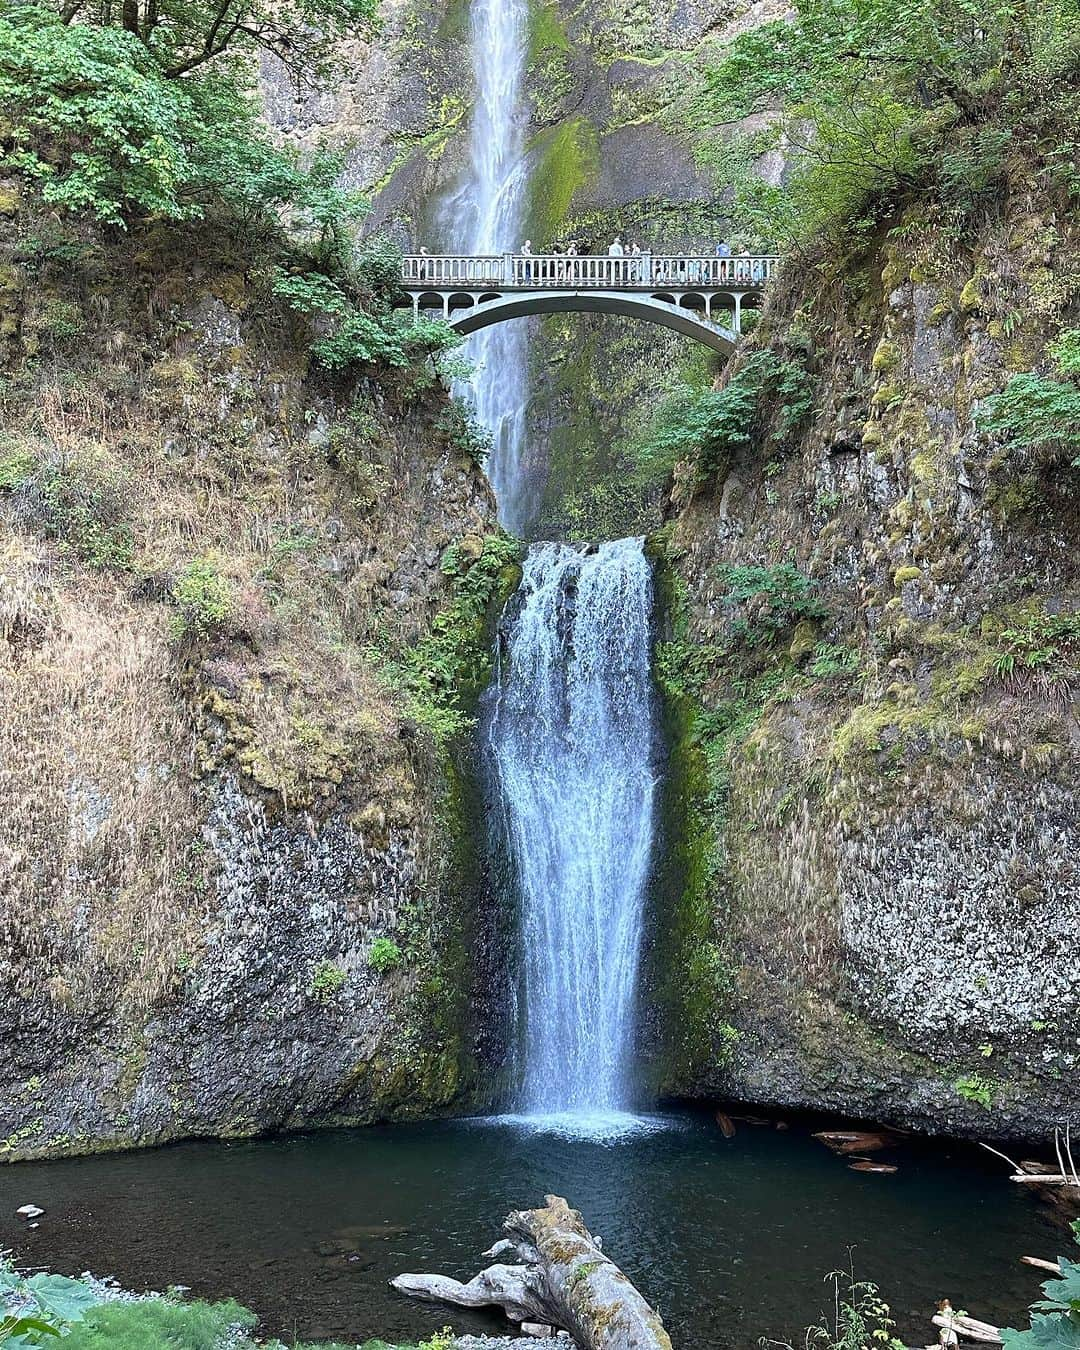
[483,539,660,1121]
[439,0,532,533]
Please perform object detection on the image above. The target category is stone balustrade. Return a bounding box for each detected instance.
[400,253,779,290]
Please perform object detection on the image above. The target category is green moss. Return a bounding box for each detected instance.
[893,564,921,587]
[861,420,884,447]
[927,297,954,327]
[871,381,902,408]
[959,272,984,314]
[787,620,819,660]
[524,117,600,243]
[646,538,797,1086]
[528,0,570,60]
[871,338,900,374]
[986,471,1039,523]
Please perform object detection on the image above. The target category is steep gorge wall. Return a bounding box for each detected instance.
[0,199,506,1161]
[653,185,1080,1138]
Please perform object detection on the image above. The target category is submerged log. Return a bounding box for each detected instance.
[392,1194,672,1350]
[814,1129,901,1155]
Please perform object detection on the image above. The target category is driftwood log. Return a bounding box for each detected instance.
[932,1310,1003,1345]
[392,1194,673,1350]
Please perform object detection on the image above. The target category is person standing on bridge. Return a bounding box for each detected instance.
[629,242,642,282]
[520,238,533,281]
[566,241,579,283]
[608,235,625,283]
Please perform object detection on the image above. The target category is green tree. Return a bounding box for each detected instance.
[50,0,377,85]
[688,0,1079,250]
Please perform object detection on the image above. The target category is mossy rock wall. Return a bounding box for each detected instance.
[650,192,1080,1138]
[0,204,504,1161]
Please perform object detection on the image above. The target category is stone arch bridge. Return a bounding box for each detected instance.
[398,253,779,354]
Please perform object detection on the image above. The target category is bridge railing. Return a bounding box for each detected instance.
[401,254,503,285]
[401,254,780,290]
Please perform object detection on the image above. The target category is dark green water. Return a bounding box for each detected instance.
[2,1110,1061,1347]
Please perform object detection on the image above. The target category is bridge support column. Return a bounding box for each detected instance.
[733,293,742,333]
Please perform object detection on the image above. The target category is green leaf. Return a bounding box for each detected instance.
[2,1315,64,1341]
[24,1273,101,1322]
[1002,1313,1080,1350]
[1034,1262,1080,1316]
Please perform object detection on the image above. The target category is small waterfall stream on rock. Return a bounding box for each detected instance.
[483,539,659,1127]
[440,0,531,531]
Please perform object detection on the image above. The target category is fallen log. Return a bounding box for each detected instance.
[392,1194,672,1350]
[932,1311,1002,1345]
[1020,1256,1062,1274]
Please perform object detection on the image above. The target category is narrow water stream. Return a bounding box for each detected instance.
[483,539,659,1121]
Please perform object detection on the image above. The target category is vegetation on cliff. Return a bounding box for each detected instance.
[0,0,506,1155]
[687,0,1079,255]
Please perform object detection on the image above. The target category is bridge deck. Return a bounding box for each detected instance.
[401,253,778,292]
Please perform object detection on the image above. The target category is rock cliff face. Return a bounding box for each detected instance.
[651,186,1080,1138]
[0,203,506,1160]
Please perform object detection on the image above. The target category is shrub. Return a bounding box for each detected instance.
[1002,1222,1080,1350]
[979,373,1080,466]
[61,1297,255,1350]
[0,442,36,490]
[632,351,813,482]
[310,959,347,1003]
[27,454,135,570]
[272,266,460,373]
[368,937,403,974]
[954,1072,997,1109]
[717,561,827,643]
[805,1269,905,1350]
[436,396,494,468]
[0,4,376,229]
[171,557,233,638]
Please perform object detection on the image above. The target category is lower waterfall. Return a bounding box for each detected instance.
[483,537,659,1122]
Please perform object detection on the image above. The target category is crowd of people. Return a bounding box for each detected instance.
[412,237,769,285]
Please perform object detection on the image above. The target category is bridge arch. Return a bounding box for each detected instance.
[444,290,739,355]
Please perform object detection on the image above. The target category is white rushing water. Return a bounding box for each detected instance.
[484,539,659,1121]
[441,0,532,531]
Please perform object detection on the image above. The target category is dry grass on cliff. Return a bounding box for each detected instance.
[0,532,205,1008]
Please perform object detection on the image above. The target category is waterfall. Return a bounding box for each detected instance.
[484,538,659,1120]
[441,0,531,532]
